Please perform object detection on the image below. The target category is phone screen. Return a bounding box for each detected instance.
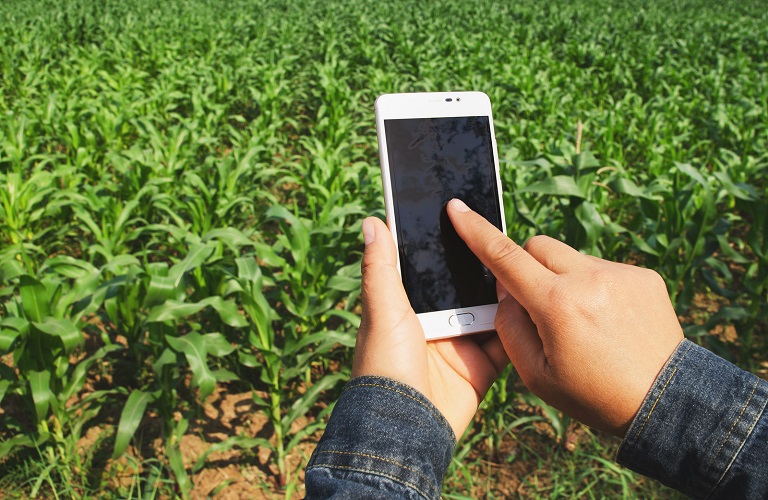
[384,115,502,314]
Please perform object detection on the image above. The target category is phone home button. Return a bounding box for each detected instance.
[449,313,475,327]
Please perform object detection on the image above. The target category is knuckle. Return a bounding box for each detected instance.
[644,268,667,290]
[544,278,571,306]
[487,236,525,266]
[523,234,550,254]
[586,268,617,304]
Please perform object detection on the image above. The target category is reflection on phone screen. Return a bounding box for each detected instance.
[384,116,502,314]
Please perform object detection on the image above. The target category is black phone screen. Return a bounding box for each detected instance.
[384,116,502,314]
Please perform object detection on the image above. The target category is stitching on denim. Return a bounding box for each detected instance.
[307,462,433,500]
[345,382,453,437]
[313,450,437,494]
[707,384,768,499]
[704,377,759,478]
[626,341,691,449]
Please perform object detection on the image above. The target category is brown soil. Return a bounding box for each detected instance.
[67,386,317,499]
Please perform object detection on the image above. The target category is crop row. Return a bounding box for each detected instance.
[1,0,766,496]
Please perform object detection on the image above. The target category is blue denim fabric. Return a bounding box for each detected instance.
[305,376,456,499]
[306,342,768,498]
[617,339,768,499]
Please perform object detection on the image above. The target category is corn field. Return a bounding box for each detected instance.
[0,0,766,497]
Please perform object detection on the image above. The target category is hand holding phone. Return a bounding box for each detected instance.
[352,215,509,438]
[375,91,506,339]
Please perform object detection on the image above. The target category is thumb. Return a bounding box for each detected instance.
[358,217,414,337]
[353,217,423,378]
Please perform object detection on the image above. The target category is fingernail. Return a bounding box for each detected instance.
[497,286,508,302]
[362,218,375,245]
[450,198,470,212]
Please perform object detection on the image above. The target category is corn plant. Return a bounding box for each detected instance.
[1,0,767,497]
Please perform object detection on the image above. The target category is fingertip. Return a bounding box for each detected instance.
[360,216,399,276]
[448,198,471,213]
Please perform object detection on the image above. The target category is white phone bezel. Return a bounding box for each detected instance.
[374,91,507,340]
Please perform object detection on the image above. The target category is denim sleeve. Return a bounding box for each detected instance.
[305,376,456,500]
[617,339,768,499]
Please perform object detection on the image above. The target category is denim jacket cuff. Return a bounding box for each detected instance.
[306,375,456,499]
[617,339,768,498]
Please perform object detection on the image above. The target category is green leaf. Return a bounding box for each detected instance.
[575,201,604,248]
[147,297,247,327]
[516,175,585,198]
[169,241,216,288]
[326,309,361,328]
[266,205,310,267]
[143,275,178,308]
[61,344,122,402]
[713,171,758,201]
[166,332,217,402]
[152,348,179,376]
[202,227,255,248]
[675,162,708,189]
[281,372,346,428]
[709,306,751,324]
[0,328,22,353]
[0,253,26,281]
[610,177,658,200]
[236,257,261,282]
[716,235,750,264]
[204,297,248,328]
[0,432,48,458]
[146,300,206,322]
[32,318,84,354]
[212,369,239,383]
[191,436,270,473]
[19,275,50,322]
[237,350,261,368]
[0,379,12,405]
[204,333,237,357]
[573,151,601,173]
[164,416,190,496]
[40,256,98,279]
[327,263,361,292]
[629,232,660,256]
[252,242,286,268]
[28,370,54,424]
[113,389,159,458]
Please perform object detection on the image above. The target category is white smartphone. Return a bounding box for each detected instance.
[374,91,506,339]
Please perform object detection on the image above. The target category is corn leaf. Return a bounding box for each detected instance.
[281,372,346,429]
[146,297,247,327]
[166,332,217,402]
[516,175,586,198]
[18,275,50,323]
[0,379,12,406]
[113,389,160,458]
[28,370,54,423]
[0,328,22,353]
[204,333,237,357]
[191,435,271,473]
[169,241,217,288]
[32,318,84,354]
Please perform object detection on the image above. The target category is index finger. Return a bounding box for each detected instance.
[446,199,555,311]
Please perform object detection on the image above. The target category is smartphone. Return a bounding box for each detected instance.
[375,91,506,339]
